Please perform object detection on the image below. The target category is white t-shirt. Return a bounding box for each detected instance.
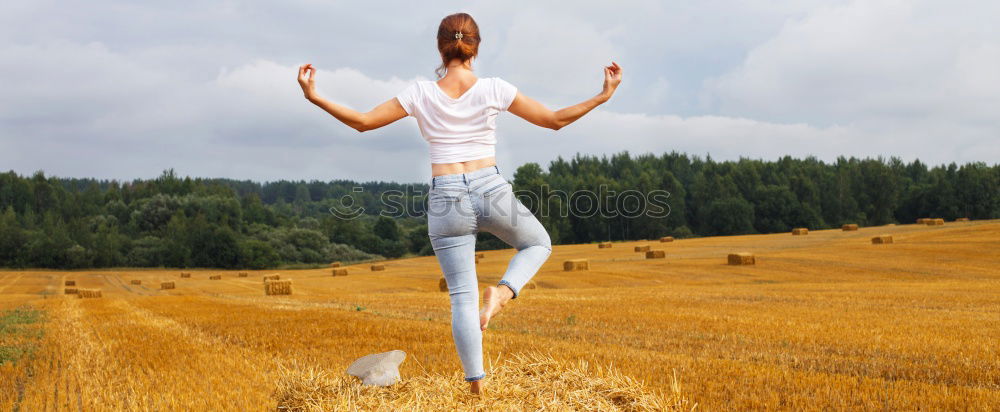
[395,77,518,164]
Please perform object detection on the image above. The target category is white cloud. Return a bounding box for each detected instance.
[707,0,1000,126]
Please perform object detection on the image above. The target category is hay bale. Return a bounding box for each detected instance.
[65,280,76,286]
[265,279,293,295]
[475,253,485,259]
[523,281,538,290]
[77,289,102,298]
[371,264,386,271]
[955,217,970,222]
[64,288,78,295]
[932,218,944,225]
[659,236,674,243]
[161,281,175,290]
[330,261,342,268]
[130,279,141,285]
[842,224,859,231]
[634,245,650,253]
[597,242,612,249]
[263,274,280,282]
[238,272,248,277]
[332,268,348,277]
[209,275,222,280]
[180,272,191,278]
[727,253,756,265]
[438,277,448,292]
[645,250,666,259]
[563,259,589,271]
[792,228,809,235]
[871,234,894,244]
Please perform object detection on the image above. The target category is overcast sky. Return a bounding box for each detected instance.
[2,0,998,183]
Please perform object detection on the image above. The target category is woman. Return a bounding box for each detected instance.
[297,12,621,394]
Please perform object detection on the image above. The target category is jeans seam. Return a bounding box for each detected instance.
[498,279,519,299]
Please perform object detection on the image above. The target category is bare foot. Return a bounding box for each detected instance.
[470,380,483,395]
[480,286,513,331]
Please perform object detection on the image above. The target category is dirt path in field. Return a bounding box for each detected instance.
[16,296,282,410]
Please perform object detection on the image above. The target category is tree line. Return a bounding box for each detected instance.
[0,152,996,269]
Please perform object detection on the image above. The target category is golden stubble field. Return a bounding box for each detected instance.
[1,221,998,410]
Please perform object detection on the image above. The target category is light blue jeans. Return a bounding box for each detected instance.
[427,165,552,382]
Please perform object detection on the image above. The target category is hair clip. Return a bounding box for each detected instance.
[455,31,463,40]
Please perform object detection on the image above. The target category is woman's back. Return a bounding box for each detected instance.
[395,77,517,164]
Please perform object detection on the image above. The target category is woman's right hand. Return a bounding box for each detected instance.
[298,64,317,101]
[601,61,622,101]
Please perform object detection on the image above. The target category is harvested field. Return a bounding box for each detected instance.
[1,220,999,410]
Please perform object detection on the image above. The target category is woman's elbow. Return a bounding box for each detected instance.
[352,116,373,132]
[545,115,564,130]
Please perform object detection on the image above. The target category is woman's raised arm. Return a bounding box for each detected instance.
[507,61,621,130]
[297,64,408,132]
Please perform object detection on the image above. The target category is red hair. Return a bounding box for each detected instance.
[436,13,480,79]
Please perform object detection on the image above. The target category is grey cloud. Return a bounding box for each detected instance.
[1,0,997,185]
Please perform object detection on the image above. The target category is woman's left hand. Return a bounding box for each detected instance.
[298,64,317,101]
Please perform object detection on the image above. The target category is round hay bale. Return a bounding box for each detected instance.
[645,250,666,259]
[563,259,589,271]
[727,252,755,265]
